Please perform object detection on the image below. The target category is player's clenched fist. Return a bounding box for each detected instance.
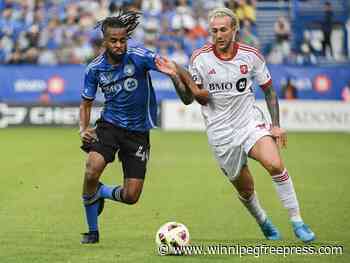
[80,128,98,143]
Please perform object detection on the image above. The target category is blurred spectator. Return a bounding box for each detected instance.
[197,0,225,11]
[229,0,256,26]
[321,1,333,58]
[171,0,195,31]
[7,44,22,64]
[0,31,14,59]
[38,17,62,50]
[267,45,284,64]
[281,78,298,100]
[239,19,259,48]
[296,34,317,65]
[183,10,208,56]
[267,16,292,63]
[245,0,256,25]
[0,41,6,63]
[141,0,162,16]
[169,42,189,67]
[274,16,291,50]
[94,0,110,21]
[70,33,94,64]
[142,16,159,51]
[23,47,39,64]
[38,47,58,65]
[186,11,208,41]
[275,16,290,41]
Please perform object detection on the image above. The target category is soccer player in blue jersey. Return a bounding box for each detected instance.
[78,10,192,244]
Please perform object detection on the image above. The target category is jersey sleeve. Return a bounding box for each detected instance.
[129,47,158,71]
[252,55,272,91]
[142,49,158,71]
[82,67,98,100]
[188,57,203,85]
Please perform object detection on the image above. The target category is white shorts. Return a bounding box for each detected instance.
[210,120,271,182]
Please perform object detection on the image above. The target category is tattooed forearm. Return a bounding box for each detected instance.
[264,85,280,127]
[170,74,194,105]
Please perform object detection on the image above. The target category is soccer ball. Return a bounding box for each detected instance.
[155,222,190,255]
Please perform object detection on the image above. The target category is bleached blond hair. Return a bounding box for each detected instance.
[208,7,240,31]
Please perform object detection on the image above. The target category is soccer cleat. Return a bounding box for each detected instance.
[259,218,281,240]
[292,221,315,243]
[81,231,99,244]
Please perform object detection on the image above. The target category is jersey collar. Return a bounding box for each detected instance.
[213,42,239,61]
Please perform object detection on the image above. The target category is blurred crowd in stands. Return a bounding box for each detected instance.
[0,0,348,65]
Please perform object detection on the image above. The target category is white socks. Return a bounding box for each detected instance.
[238,191,267,225]
[272,169,302,222]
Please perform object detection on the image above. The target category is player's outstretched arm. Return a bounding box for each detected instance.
[169,68,195,105]
[79,99,97,143]
[155,57,208,105]
[155,56,193,105]
[263,84,287,148]
[175,64,209,106]
[171,74,194,105]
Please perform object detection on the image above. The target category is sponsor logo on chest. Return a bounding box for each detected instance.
[208,82,233,91]
[208,78,248,93]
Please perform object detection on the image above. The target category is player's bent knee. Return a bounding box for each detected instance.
[122,188,142,205]
[266,159,284,175]
[123,193,140,205]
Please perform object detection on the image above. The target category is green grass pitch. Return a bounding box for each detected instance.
[0,128,349,262]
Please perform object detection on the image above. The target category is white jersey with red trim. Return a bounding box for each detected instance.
[189,42,272,145]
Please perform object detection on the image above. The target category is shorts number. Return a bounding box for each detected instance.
[136,145,148,162]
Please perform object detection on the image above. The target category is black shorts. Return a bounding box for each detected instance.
[81,119,150,179]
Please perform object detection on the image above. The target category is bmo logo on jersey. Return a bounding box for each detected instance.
[209,82,233,91]
[101,83,122,96]
[209,78,247,93]
[100,78,138,97]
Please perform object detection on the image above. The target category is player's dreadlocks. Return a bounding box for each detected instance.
[95,9,142,38]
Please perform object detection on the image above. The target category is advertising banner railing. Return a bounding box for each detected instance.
[161,100,350,132]
[0,104,102,128]
[0,64,349,103]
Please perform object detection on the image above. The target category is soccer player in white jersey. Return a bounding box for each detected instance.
[166,7,316,242]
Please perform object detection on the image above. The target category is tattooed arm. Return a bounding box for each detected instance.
[174,64,209,105]
[263,84,287,148]
[169,73,194,105]
[264,84,280,127]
